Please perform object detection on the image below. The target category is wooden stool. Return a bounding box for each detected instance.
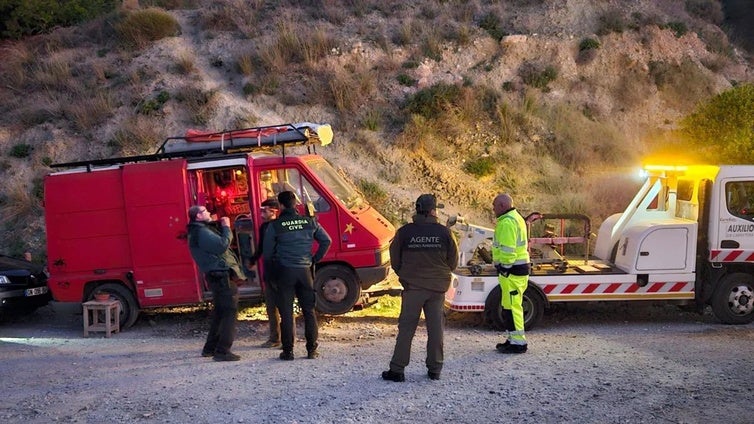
[83,299,121,337]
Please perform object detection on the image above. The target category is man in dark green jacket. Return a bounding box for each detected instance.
[263,191,331,361]
[187,205,246,362]
[382,194,459,382]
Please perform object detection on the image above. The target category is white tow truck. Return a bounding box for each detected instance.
[445,164,754,328]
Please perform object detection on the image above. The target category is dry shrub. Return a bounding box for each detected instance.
[63,91,115,132]
[585,173,643,224]
[173,49,197,75]
[197,2,241,32]
[110,116,165,155]
[395,114,436,151]
[31,52,73,91]
[495,101,516,143]
[175,86,220,125]
[596,8,626,36]
[611,55,650,109]
[0,182,42,225]
[393,18,420,46]
[115,7,181,50]
[420,28,443,61]
[302,25,338,66]
[0,41,34,89]
[327,63,376,112]
[685,0,724,25]
[540,104,632,170]
[237,51,254,76]
[650,58,715,110]
[141,0,200,9]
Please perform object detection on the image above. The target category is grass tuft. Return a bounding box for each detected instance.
[115,7,181,50]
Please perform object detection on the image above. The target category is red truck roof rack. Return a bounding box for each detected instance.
[50,122,333,170]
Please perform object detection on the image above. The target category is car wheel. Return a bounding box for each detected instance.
[484,285,545,330]
[89,283,140,329]
[314,265,361,315]
[711,273,754,324]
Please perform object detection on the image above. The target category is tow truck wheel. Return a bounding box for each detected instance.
[314,265,361,315]
[483,285,545,331]
[711,273,754,324]
[89,283,140,329]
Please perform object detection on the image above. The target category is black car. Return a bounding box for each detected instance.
[0,254,51,318]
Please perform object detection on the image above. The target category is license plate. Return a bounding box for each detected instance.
[25,286,49,296]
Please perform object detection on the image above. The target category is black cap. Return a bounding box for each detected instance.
[415,194,440,213]
[261,198,279,209]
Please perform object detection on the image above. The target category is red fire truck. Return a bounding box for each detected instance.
[44,122,395,328]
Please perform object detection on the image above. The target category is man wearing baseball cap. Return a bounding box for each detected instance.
[382,194,459,382]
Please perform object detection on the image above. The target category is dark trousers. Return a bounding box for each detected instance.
[203,271,239,355]
[389,289,445,374]
[263,282,281,343]
[276,266,318,353]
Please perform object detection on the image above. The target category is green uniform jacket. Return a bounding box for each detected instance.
[389,214,459,293]
[187,221,245,279]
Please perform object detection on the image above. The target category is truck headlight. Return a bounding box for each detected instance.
[0,275,10,285]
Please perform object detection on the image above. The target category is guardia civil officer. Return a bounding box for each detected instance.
[382,194,459,382]
[186,205,246,361]
[263,191,332,361]
[492,193,530,354]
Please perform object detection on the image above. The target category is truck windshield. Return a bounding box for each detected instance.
[307,159,366,210]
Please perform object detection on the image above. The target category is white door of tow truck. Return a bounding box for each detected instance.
[715,176,754,254]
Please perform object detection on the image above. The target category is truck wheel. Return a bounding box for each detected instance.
[484,285,545,331]
[90,283,140,329]
[314,265,361,315]
[711,273,754,324]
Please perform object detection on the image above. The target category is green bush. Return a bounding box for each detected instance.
[136,90,170,115]
[115,7,181,49]
[362,110,381,131]
[358,179,387,202]
[664,21,688,38]
[9,144,32,158]
[681,84,754,163]
[478,12,506,41]
[519,62,558,90]
[397,74,416,87]
[401,60,420,69]
[0,0,117,39]
[463,156,495,177]
[403,83,462,120]
[579,38,600,51]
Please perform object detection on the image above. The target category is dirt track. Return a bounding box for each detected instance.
[1,300,752,424]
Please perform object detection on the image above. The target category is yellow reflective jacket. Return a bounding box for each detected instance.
[492,208,529,267]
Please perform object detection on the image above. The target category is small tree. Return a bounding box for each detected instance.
[680,84,754,163]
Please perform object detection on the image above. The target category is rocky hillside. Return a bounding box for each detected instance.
[0,0,752,259]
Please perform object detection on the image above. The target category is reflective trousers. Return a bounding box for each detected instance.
[498,273,528,345]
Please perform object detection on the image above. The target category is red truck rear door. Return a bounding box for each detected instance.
[122,160,202,306]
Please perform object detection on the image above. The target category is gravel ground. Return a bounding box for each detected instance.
[1,299,752,424]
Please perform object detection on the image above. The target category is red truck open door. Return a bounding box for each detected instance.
[122,159,203,307]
